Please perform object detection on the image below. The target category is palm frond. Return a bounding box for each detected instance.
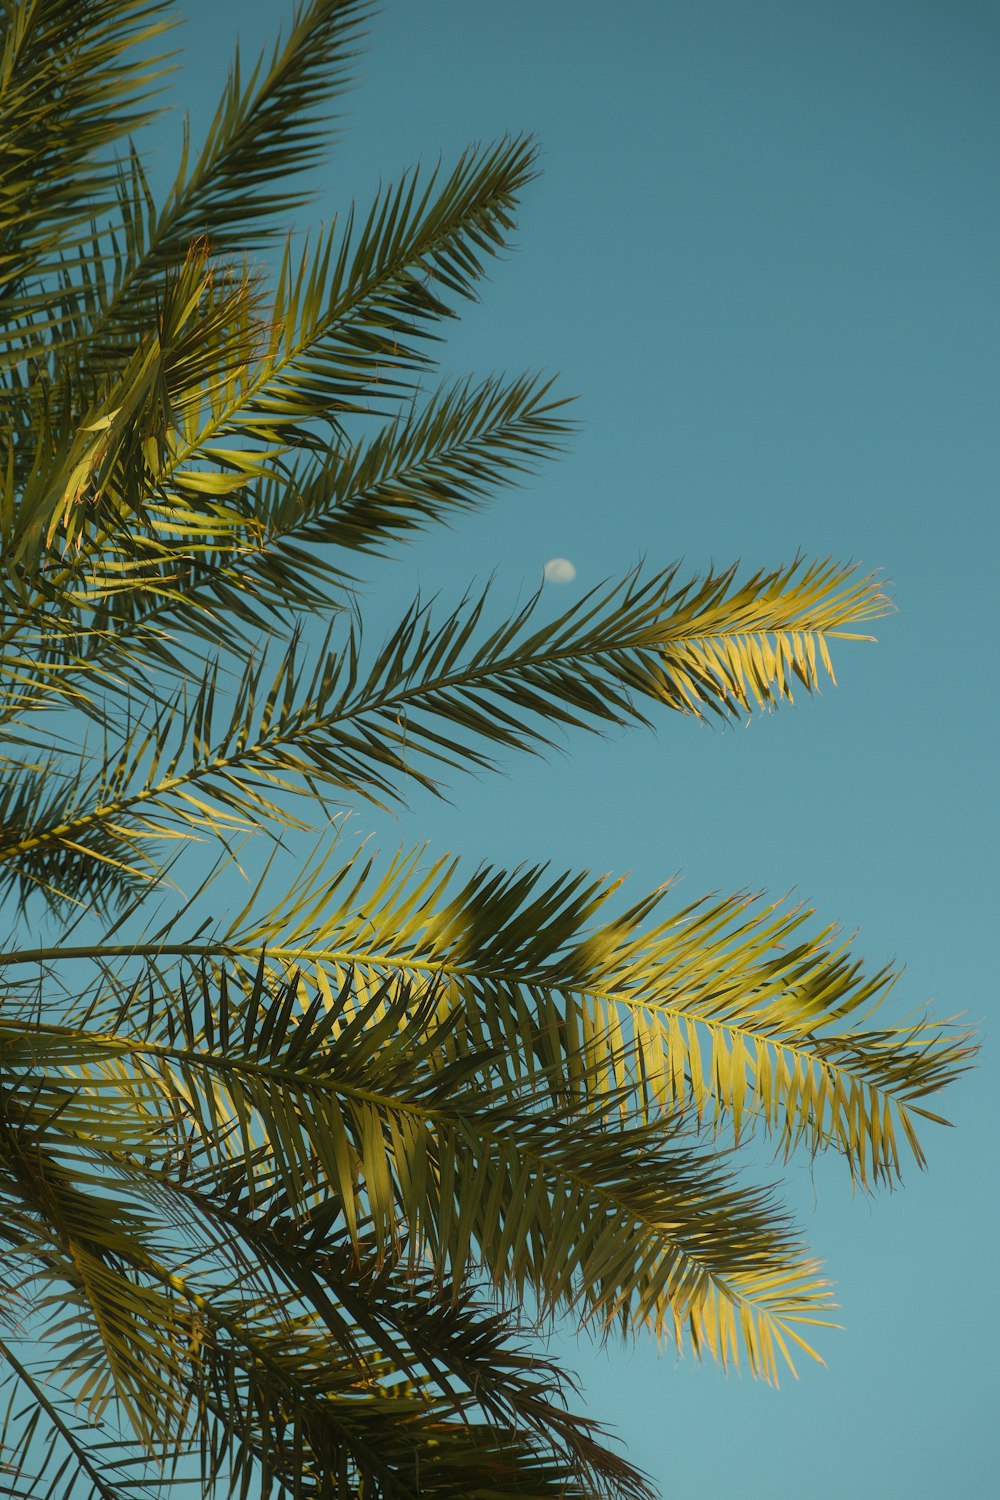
[0,1338,166,1500]
[0,558,889,915]
[219,845,967,1186]
[7,372,571,681]
[16,841,960,1191]
[136,0,372,256]
[0,135,544,698]
[145,1174,652,1500]
[73,0,373,371]
[0,1149,196,1449]
[94,372,573,646]
[0,1083,653,1500]
[5,960,834,1387]
[0,0,174,330]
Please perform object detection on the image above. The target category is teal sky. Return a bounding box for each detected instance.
[169,4,997,1495]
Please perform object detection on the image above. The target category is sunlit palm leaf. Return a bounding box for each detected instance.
[0,558,888,907]
[2,962,835,1395]
[0,0,174,349]
[29,842,958,1190]
[0,997,656,1498]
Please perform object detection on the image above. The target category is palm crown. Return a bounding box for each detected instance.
[0,3,971,1498]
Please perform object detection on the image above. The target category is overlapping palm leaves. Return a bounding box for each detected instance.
[0,1,971,1497]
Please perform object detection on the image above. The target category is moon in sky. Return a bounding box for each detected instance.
[543,557,576,584]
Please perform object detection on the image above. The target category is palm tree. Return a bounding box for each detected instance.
[0,2,971,1497]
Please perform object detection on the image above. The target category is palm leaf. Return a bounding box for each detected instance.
[0,557,888,913]
[225,845,967,1185]
[20,840,957,1190]
[4,958,835,1386]
[84,372,573,649]
[73,0,373,369]
[0,0,174,336]
[0,136,545,710]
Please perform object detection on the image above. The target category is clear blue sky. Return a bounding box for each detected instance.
[170,3,998,1494]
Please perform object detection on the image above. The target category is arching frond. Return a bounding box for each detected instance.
[0,558,889,915]
[0,0,174,338]
[215,845,967,1186]
[106,371,573,641]
[8,842,962,1193]
[0,977,661,1499]
[0,134,547,710]
[2,961,835,1395]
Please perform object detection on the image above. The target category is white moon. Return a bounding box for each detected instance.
[543,557,576,584]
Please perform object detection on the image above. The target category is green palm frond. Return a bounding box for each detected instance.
[5,242,255,572]
[308,556,884,790]
[148,1168,653,1500]
[2,960,834,1395]
[12,841,958,1192]
[121,0,373,259]
[0,557,887,911]
[294,373,572,556]
[0,1340,157,1500]
[1,133,545,715]
[1,979,659,1498]
[0,1143,197,1448]
[165,1189,649,1500]
[118,371,572,638]
[79,133,540,586]
[0,0,175,330]
[43,371,571,668]
[186,1293,626,1500]
[0,369,570,725]
[0,0,370,384]
[219,845,966,1184]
